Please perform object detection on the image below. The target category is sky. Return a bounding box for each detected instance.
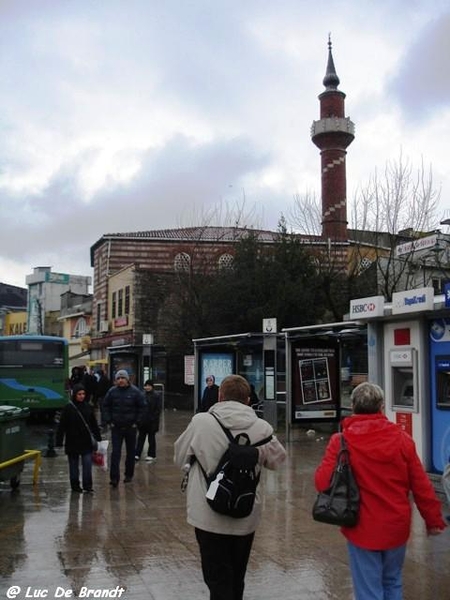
[1,0,450,289]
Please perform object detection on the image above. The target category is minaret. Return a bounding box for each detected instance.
[311,37,355,241]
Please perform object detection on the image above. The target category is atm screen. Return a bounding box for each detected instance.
[436,357,450,409]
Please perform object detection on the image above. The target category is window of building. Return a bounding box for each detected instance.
[118,289,123,316]
[73,317,88,338]
[125,285,130,315]
[96,302,101,331]
[174,252,191,272]
[218,253,234,269]
[112,292,117,319]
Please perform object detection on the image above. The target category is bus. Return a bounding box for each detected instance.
[0,335,69,417]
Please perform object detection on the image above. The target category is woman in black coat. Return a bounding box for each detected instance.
[56,384,101,492]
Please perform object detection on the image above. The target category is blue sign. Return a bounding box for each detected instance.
[445,282,450,308]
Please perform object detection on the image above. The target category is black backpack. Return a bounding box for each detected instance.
[198,414,272,519]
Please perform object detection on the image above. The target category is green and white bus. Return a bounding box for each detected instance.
[0,335,69,417]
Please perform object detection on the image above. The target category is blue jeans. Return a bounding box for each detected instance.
[347,541,406,600]
[110,426,137,483]
[68,453,93,490]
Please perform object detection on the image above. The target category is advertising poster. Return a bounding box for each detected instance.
[199,351,235,401]
[291,340,339,422]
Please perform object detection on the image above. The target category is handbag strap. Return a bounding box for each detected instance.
[70,401,94,438]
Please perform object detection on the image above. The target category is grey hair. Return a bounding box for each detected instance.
[351,382,384,414]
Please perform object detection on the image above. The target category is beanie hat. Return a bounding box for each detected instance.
[144,379,154,386]
[71,383,86,398]
[115,369,130,381]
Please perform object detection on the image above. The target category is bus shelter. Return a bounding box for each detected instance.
[192,332,286,429]
[282,321,368,440]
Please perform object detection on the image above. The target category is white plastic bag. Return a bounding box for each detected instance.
[442,463,450,505]
[93,439,109,472]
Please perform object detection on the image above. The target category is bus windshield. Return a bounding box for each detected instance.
[0,339,65,367]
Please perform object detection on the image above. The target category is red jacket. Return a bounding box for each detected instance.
[315,413,446,550]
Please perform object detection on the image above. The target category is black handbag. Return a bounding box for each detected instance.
[312,434,359,527]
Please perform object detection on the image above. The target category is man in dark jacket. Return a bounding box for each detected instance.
[135,380,162,462]
[102,370,145,487]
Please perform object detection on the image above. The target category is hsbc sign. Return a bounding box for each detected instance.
[349,296,385,319]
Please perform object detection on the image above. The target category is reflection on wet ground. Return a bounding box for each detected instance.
[0,410,449,599]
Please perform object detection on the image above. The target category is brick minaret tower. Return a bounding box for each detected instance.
[311,38,355,241]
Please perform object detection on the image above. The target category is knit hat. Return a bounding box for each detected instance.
[144,380,154,386]
[71,383,86,398]
[115,369,130,381]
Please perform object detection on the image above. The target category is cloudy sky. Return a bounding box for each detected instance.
[1,0,450,288]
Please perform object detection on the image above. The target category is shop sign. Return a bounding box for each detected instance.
[349,295,384,319]
[392,288,434,314]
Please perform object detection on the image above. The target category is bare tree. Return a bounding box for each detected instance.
[288,151,442,301]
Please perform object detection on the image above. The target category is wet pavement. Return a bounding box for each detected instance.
[0,410,449,600]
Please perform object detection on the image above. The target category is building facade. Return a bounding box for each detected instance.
[26,266,91,336]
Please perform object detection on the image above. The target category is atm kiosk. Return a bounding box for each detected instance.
[376,288,436,469]
[429,317,450,472]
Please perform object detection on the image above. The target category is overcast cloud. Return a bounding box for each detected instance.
[1,0,450,288]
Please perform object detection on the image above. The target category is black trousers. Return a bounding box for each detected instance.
[195,527,255,600]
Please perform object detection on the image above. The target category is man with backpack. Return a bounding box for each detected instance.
[174,374,286,600]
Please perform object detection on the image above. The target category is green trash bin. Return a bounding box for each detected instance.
[0,405,30,489]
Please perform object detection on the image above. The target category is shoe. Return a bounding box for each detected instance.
[134,455,140,461]
[83,488,94,493]
[109,480,118,488]
[124,477,133,483]
[71,486,83,493]
[145,456,155,462]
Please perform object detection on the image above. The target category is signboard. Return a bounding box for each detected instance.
[184,355,195,385]
[445,282,450,308]
[349,296,384,319]
[392,287,434,314]
[142,333,154,345]
[291,340,339,421]
[395,234,438,257]
[45,271,70,284]
[263,318,277,333]
[396,412,412,436]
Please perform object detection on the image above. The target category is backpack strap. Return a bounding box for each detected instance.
[210,413,273,447]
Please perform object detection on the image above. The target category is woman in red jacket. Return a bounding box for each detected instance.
[315,382,445,600]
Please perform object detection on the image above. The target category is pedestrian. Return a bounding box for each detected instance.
[135,380,162,462]
[102,369,145,487]
[315,382,446,600]
[199,374,219,412]
[174,374,286,600]
[56,384,101,493]
[95,370,112,426]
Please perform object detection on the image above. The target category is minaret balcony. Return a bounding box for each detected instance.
[310,117,355,138]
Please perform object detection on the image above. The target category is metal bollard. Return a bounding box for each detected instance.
[45,429,57,457]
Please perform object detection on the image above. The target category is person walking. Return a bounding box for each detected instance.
[174,374,286,600]
[315,382,446,600]
[56,384,101,493]
[102,369,145,487]
[135,380,162,462]
[199,374,219,412]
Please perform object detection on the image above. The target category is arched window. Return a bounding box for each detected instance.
[73,317,88,338]
[174,252,191,272]
[218,253,234,270]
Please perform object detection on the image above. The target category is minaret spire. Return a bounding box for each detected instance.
[323,34,340,90]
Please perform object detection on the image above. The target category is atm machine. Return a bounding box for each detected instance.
[383,319,430,467]
[429,317,450,473]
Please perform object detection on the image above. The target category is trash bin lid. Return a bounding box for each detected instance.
[0,405,30,421]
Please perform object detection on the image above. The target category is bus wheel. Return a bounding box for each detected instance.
[10,475,20,490]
